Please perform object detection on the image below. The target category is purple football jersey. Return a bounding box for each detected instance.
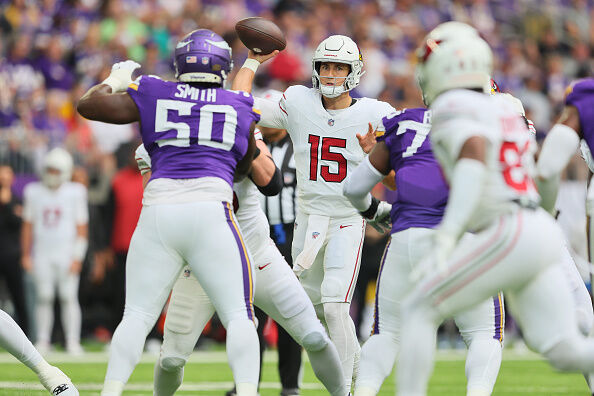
[127,75,260,186]
[565,78,594,152]
[378,108,448,234]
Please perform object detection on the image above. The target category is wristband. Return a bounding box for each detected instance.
[360,197,379,220]
[73,236,88,262]
[242,58,260,73]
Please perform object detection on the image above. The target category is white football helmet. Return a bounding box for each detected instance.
[311,35,364,98]
[42,148,73,189]
[416,22,492,106]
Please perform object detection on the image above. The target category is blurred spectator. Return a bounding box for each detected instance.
[0,164,28,335]
[21,148,88,355]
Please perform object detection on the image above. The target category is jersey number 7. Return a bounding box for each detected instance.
[308,134,347,183]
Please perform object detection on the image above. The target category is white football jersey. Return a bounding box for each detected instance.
[255,85,395,218]
[430,89,540,231]
[23,181,88,255]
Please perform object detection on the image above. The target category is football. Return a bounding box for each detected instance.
[235,17,286,54]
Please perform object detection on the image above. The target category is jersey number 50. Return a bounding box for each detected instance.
[308,134,347,183]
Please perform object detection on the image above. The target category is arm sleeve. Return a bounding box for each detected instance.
[75,185,89,224]
[254,96,287,129]
[22,185,33,222]
[536,123,580,179]
[343,156,385,212]
[438,158,487,239]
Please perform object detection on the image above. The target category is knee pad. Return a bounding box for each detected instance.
[160,356,186,372]
[301,330,328,352]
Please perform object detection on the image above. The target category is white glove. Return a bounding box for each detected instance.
[410,230,456,283]
[102,60,141,92]
[367,201,391,233]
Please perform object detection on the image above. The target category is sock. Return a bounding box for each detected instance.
[236,382,258,396]
[355,387,377,396]
[465,338,502,396]
[355,333,399,394]
[306,337,347,396]
[226,319,260,386]
[0,309,44,371]
[396,307,438,396]
[101,380,125,396]
[153,356,184,396]
[323,302,360,390]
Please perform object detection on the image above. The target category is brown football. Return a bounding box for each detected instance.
[235,17,286,55]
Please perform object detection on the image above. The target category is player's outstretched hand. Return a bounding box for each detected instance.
[367,201,391,233]
[356,123,378,154]
[102,60,141,92]
[248,49,280,64]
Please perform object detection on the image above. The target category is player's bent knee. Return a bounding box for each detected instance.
[545,337,586,371]
[160,356,186,372]
[301,330,328,352]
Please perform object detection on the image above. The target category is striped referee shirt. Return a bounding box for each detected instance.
[260,134,296,225]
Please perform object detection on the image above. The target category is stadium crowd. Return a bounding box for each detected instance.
[0,0,592,348]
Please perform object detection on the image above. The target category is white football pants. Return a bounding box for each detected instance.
[355,227,502,396]
[102,201,259,396]
[397,208,594,396]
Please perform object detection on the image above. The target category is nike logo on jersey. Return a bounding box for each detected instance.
[339,224,352,229]
[258,263,271,270]
[176,39,193,48]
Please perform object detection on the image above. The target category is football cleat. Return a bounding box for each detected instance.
[38,366,79,396]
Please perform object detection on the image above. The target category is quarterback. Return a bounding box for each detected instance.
[77,30,260,396]
[232,35,394,389]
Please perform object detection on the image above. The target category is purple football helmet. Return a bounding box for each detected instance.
[174,29,233,85]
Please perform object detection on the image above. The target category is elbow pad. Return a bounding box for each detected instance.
[255,166,283,196]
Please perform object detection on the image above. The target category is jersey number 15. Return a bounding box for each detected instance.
[308,134,347,183]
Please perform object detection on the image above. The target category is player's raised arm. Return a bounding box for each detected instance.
[250,138,283,196]
[77,60,141,124]
[231,50,278,93]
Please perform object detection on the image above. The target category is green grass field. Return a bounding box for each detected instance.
[0,350,589,395]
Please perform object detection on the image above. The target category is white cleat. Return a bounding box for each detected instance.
[38,366,79,396]
[66,343,84,356]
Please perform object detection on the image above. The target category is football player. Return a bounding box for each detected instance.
[386,22,594,396]
[344,102,504,395]
[536,77,594,393]
[77,30,261,396]
[136,139,347,396]
[21,147,88,355]
[0,308,79,395]
[232,35,394,390]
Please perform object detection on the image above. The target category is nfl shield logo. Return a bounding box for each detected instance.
[183,268,191,278]
[186,56,197,63]
[328,119,334,126]
[312,232,320,239]
[201,56,209,65]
